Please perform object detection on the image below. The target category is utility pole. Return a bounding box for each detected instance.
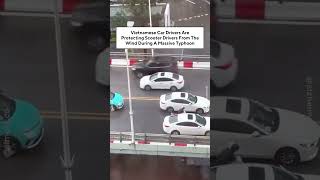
[53,1,74,180]
[148,0,154,57]
[126,21,135,144]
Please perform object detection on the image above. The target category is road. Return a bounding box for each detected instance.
[215,22,320,175]
[110,67,210,133]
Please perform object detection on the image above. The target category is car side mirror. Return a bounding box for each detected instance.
[251,131,261,137]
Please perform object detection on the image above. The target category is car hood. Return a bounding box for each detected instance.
[195,96,210,107]
[273,108,320,141]
[7,99,42,133]
[111,93,123,106]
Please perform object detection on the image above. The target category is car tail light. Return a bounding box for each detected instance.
[215,61,232,70]
[178,80,183,84]
[164,124,170,127]
[161,101,165,104]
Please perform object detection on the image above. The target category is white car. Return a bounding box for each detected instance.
[212,163,320,180]
[211,40,238,88]
[160,92,210,114]
[140,72,184,91]
[212,96,320,165]
[163,113,210,136]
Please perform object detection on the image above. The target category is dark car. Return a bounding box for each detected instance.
[131,57,178,78]
[70,2,109,52]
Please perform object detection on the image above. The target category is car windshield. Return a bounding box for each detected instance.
[273,167,303,180]
[0,95,16,120]
[195,114,206,126]
[110,92,115,99]
[169,115,178,123]
[248,100,279,133]
[150,73,158,81]
[187,93,197,103]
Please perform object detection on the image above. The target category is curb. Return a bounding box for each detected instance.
[216,0,320,21]
[109,58,210,70]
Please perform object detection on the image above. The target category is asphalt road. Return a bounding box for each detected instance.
[110,67,210,133]
[215,22,320,175]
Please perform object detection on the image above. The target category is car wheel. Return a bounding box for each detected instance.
[137,72,144,78]
[87,34,106,52]
[196,108,204,114]
[275,147,300,166]
[170,86,177,91]
[144,85,151,91]
[171,130,180,135]
[205,131,210,136]
[166,107,174,113]
[1,136,20,159]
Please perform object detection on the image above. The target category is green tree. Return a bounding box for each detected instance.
[111,11,128,28]
[124,0,159,26]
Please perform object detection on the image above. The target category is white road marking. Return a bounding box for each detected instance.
[185,0,196,5]
[218,18,320,26]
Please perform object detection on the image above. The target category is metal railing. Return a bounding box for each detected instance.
[110,52,210,59]
[110,131,210,145]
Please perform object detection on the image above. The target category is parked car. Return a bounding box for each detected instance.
[163,113,210,136]
[212,96,320,165]
[211,40,238,88]
[160,92,210,114]
[131,57,178,78]
[212,163,320,180]
[95,49,108,86]
[110,92,124,111]
[71,2,109,52]
[0,93,44,158]
[140,72,184,91]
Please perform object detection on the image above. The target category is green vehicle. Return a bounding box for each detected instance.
[0,93,44,158]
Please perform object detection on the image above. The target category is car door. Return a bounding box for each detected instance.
[170,99,182,111]
[212,118,252,156]
[175,122,200,135]
[162,78,174,89]
[147,62,158,74]
[179,99,194,112]
[152,78,163,89]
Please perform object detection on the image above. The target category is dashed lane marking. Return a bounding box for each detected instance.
[177,14,209,22]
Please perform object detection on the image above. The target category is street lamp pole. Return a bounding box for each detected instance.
[126,21,135,144]
[148,0,154,57]
[53,0,73,180]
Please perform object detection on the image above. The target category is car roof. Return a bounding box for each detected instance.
[212,96,250,121]
[170,92,189,99]
[215,163,272,180]
[157,72,174,78]
[177,113,196,122]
